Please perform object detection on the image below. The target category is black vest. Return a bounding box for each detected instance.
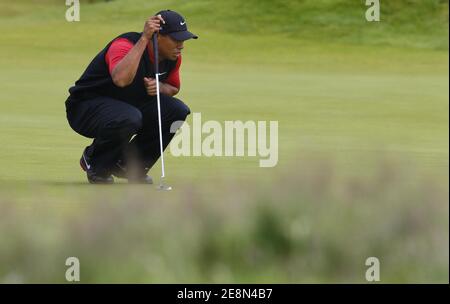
[66,32,177,109]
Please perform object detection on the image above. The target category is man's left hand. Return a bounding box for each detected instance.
[144,77,157,96]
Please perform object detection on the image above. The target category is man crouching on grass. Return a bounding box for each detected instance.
[65,10,197,184]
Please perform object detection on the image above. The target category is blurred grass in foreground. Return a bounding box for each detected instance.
[0,156,447,283]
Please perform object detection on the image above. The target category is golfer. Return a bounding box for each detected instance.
[65,10,197,184]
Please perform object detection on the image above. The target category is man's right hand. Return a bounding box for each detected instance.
[142,15,165,41]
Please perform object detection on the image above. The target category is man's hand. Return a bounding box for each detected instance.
[110,15,164,87]
[144,77,180,97]
[142,15,165,42]
[144,77,158,96]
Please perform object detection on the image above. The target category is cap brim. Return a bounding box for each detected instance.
[169,30,198,41]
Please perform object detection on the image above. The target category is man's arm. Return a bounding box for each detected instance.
[160,82,179,96]
[111,15,165,87]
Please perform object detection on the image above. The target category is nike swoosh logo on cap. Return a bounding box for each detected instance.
[180,21,186,25]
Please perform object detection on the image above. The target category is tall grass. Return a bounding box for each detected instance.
[0,157,447,283]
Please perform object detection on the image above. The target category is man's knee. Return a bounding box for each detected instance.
[172,99,191,122]
[101,108,143,138]
[124,109,143,132]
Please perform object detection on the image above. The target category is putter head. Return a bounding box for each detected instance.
[157,182,172,191]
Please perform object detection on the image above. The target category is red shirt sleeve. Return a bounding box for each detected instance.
[105,38,134,75]
[164,55,181,89]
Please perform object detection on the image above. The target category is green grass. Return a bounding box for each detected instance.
[0,0,448,283]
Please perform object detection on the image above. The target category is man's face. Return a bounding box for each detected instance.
[158,34,184,61]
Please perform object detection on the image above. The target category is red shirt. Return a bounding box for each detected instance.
[105,38,181,89]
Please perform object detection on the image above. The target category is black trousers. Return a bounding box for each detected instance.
[66,94,190,174]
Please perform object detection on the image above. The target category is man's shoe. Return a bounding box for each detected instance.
[111,160,153,184]
[128,174,153,184]
[110,160,127,179]
[86,170,114,184]
[127,165,153,184]
[80,147,114,184]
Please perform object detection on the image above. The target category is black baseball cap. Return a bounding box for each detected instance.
[156,10,198,41]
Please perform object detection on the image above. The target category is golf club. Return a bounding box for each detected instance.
[152,33,172,191]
